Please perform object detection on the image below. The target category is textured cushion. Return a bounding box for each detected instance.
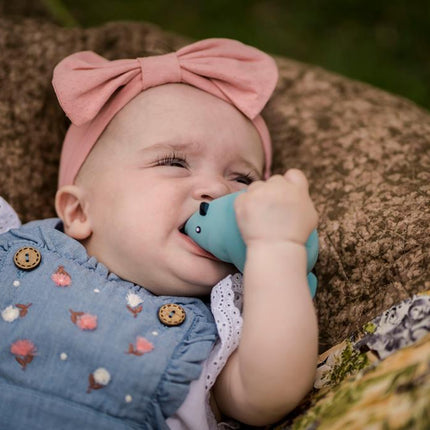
[1,17,429,351]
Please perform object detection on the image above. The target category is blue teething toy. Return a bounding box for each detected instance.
[184,191,318,298]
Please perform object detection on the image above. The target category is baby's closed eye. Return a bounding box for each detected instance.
[154,152,189,168]
[232,172,257,185]
[153,152,259,186]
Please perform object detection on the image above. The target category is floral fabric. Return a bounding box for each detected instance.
[272,291,430,429]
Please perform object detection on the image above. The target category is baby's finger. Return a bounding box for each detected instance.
[283,169,309,190]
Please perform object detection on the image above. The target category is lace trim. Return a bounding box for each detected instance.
[204,273,244,392]
[0,197,21,234]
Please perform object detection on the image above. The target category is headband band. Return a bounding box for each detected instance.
[53,38,278,186]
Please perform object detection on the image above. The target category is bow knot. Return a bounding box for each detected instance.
[138,52,182,90]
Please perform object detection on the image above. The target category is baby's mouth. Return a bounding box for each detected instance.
[177,221,220,262]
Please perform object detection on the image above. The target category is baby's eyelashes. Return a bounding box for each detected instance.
[154,152,189,168]
[234,176,253,186]
[232,171,259,186]
[152,153,259,186]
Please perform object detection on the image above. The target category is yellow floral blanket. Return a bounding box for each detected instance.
[274,291,430,429]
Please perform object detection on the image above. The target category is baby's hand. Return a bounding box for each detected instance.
[234,169,318,246]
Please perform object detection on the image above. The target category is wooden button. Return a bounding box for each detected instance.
[158,304,186,326]
[14,247,41,270]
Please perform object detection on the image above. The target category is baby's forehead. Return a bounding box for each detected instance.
[119,83,233,118]
[104,83,258,144]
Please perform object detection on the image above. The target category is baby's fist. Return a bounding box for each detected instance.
[234,169,318,246]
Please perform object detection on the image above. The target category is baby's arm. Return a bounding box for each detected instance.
[213,169,319,426]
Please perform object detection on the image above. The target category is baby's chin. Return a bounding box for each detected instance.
[184,262,237,294]
[145,263,236,297]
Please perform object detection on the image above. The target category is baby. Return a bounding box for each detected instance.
[0,39,318,429]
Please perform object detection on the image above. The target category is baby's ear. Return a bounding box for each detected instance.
[55,185,92,240]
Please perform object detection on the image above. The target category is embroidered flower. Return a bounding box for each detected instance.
[69,309,98,331]
[77,314,98,330]
[1,303,32,322]
[10,339,36,370]
[2,306,19,322]
[51,265,71,287]
[87,367,111,393]
[10,339,35,356]
[94,367,111,385]
[127,292,144,308]
[126,292,144,318]
[127,336,154,356]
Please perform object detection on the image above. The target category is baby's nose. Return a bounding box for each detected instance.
[192,177,231,201]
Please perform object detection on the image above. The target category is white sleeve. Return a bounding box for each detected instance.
[166,273,244,430]
[0,196,21,234]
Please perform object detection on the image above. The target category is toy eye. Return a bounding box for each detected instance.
[195,226,201,234]
[199,202,209,216]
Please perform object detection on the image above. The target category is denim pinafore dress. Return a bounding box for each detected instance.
[0,219,217,429]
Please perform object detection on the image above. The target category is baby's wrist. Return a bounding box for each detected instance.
[244,239,308,278]
[246,238,307,254]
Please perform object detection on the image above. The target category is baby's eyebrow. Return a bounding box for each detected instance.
[139,141,202,154]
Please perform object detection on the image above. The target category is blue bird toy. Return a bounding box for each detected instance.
[184,191,318,298]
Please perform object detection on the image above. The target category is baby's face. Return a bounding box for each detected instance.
[76,84,264,296]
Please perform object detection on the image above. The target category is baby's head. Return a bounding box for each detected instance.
[53,39,278,296]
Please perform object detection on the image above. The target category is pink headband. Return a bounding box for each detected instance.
[52,38,278,186]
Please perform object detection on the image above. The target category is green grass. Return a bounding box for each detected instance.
[57,0,430,110]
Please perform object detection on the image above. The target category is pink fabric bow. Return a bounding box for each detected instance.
[52,38,278,186]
